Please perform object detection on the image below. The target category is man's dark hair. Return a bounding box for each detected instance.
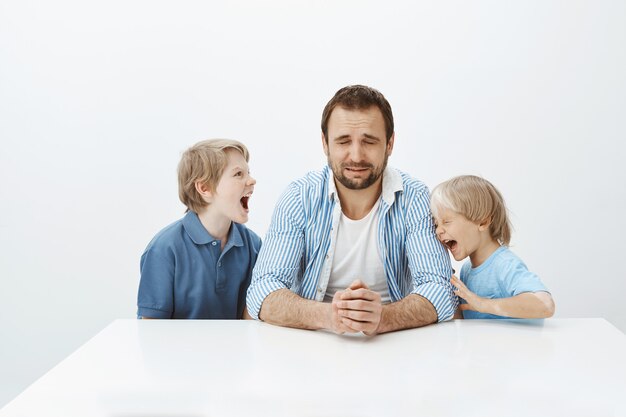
[321,85,394,143]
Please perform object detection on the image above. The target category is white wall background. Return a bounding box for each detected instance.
[1,0,625,408]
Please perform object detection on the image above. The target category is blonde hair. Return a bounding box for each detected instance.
[430,175,512,245]
[177,139,249,213]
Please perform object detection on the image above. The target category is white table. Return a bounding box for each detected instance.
[1,319,625,417]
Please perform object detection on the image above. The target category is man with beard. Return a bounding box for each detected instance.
[246,85,456,335]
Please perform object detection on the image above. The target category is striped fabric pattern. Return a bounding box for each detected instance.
[246,165,457,322]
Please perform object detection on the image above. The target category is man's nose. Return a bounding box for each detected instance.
[349,142,365,162]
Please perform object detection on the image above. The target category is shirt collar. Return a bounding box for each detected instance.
[325,164,403,206]
[182,211,244,247]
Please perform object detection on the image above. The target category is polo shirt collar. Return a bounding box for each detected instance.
[325,165,403,206]
[182,211,244,247]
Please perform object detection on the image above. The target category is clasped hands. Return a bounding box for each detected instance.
[330,279,382,336]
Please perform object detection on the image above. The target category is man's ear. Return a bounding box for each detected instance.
[321,132,329,156]
[386,132,395,155]
[195,181,213,202]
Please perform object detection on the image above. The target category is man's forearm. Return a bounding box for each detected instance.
[259,289,330,330]
[377,294,438,334]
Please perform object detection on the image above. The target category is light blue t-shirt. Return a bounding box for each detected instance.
[459,246,548,319]
[137,211,261,319]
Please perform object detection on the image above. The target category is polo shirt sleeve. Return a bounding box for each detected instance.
[497,257,549,297]
[246,183,306,320]
[405,187,457,322]
[137,244,175,319]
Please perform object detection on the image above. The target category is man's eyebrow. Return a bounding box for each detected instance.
[363,133,381,141]
[333,133,382,141]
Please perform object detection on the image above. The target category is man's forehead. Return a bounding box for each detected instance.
[327,106,385,130]
[330,105,382,118]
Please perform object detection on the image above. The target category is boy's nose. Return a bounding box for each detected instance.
[248,175,257,186]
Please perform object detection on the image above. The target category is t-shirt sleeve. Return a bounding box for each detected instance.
[137,245,175,319]
[498,257,548,297]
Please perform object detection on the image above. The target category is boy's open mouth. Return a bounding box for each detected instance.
[240,195,251,210]
[443,239,457,251]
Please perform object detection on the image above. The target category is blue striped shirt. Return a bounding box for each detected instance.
[246,165,457,322]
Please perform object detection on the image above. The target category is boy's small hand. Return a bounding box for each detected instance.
[451,275,484,312]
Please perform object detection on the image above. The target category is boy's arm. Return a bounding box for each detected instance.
[451,275,555,318]
[137,248,174,319]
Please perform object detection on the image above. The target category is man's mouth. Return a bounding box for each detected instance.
[240,193,252,210]
[344,163,373,170]
[344,165,373,175]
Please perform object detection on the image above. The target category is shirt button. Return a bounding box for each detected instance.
[218,262,222,267]
[212,242,217,246]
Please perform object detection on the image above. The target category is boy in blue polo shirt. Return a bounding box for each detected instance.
[137,139,261,319]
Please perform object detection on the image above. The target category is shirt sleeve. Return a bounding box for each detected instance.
[405,187,457,322]
[498,257,548,297]
[137,244,175,319]
[246,184,306,320]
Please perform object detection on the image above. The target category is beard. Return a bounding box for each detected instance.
[328,153,389,190]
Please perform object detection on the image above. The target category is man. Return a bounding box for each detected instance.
[246,85,456,335]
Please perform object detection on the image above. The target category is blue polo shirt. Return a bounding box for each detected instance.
[137,211,261,319]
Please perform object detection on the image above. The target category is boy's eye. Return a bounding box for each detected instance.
[234,171,243,177]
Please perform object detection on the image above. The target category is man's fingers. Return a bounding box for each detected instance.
[341,317,377,334]
[347,279,369,290]
[336,299,380,312]
[338,308,376,322]
[340,288,379,301]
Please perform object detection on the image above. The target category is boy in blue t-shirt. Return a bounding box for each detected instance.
[430,175,555,319]
[137,139,261,319]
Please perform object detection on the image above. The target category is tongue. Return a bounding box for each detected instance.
[240,197,249,210]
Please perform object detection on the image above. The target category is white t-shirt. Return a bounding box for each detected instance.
[324,198,390,303]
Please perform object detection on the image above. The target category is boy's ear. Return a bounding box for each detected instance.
[478,217,492,231]
[195,181,213,202]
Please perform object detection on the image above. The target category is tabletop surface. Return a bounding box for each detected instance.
[1,318,625,417]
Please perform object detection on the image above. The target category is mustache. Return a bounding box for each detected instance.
[341,162,374,169]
